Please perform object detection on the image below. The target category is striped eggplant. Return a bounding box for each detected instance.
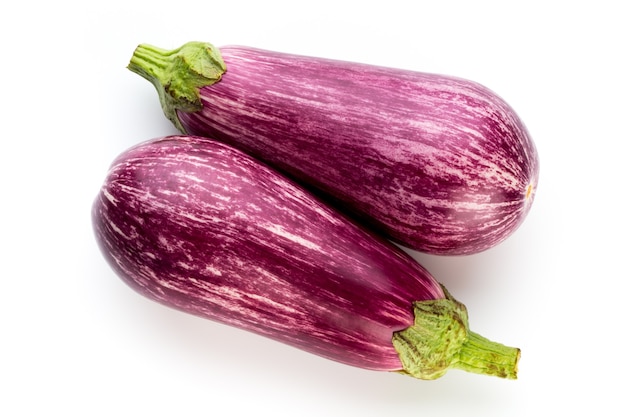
[92,135,519,380]
[128,41,539,255]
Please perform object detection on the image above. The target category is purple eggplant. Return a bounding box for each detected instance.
[92,135,519,380]
[128,41,539,255]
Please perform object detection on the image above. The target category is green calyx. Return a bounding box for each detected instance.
[127,41,226,133]
[392,286,520,380]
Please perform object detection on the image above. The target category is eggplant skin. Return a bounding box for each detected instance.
[140,43,540,255]
[92,135,445,372]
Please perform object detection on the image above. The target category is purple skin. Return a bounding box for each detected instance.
[93,135,445,372]
[129,43,539,255]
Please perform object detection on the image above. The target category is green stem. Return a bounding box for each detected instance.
[127,41,226,133]
[392,286,520,380]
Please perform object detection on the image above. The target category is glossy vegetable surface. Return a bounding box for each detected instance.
[92,135,519,380]
[128,42,539,255]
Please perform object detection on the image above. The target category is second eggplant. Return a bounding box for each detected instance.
[92,135,519,380]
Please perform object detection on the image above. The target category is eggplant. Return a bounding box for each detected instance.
[128,41,539,255]
[92,135,519,380]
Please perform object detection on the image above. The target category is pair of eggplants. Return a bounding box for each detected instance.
[92,41,539,380]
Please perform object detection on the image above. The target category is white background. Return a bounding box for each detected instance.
[3,1,624,415]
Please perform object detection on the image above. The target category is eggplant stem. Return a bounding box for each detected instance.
[392,286,520,380]
[127,41,226,133]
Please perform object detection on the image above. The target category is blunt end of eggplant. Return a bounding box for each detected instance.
[127,41,226,133]
[392,286,520,380]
